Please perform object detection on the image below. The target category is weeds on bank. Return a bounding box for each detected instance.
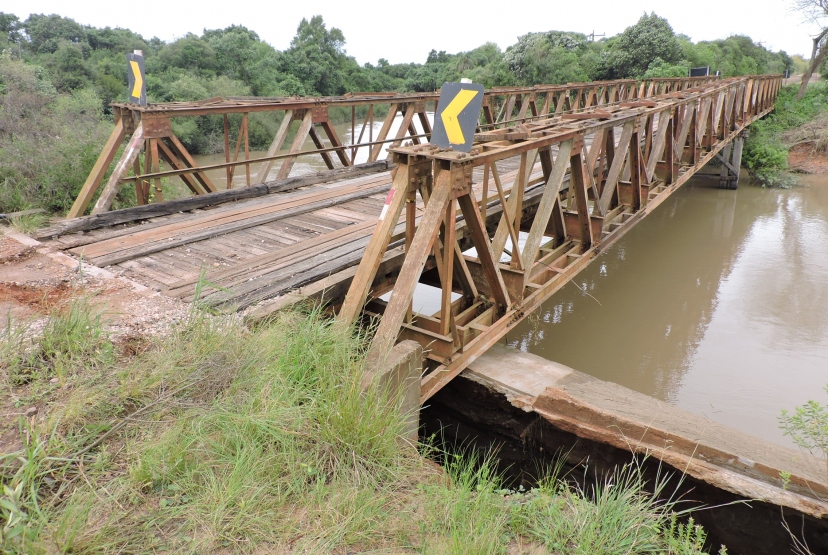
[2,300,724,554]
[744,82,828,188]
[1,297,113,388]
[3,212,48,235]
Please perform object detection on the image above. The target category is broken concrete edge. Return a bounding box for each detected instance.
[2,229,156,297]
[361,340,424,445]
[531,400,828,520]
[463,345,828,520]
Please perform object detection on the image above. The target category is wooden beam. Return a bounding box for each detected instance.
[166,132,218,194]
[337,160,415,327]
[68,118,125,218]
[597,120,634,215]
[522,138,573,278]
[569,146,593,252]
[253,110,294,184]
[365,170,453,366]
[276,109,314,179]
[369,103,398,161]
[90,124,144,215]
[457,193,510,309]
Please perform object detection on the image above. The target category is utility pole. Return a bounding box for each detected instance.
[588,30,605,42]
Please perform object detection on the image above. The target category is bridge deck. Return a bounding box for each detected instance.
[44,157,541,311]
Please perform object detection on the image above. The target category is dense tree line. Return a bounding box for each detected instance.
[0,12,797,104]
[0,11,803,214]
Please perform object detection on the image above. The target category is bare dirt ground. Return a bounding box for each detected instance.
[787,142,828,174]
[1,229,191,454]
[0,231,190,339]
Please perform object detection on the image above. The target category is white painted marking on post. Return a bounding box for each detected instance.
[379,189,395,221]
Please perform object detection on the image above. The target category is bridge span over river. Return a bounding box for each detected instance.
[34,73,828,552]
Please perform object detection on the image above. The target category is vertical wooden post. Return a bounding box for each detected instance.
[439,197,456,336]
[481,163,490,221]
[569,143,593,252]
[149,138,162,203]
[224,114,232,187]
[243,113,250,187]
[133,156,145,205]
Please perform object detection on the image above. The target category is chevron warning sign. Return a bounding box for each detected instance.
[127,51,146,107]
[430,82,484,152]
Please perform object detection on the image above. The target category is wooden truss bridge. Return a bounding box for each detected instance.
[46,74,781,402]
[336,74,780,399]
[67,76,718,218]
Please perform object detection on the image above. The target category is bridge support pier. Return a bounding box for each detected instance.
[717,130,748,190]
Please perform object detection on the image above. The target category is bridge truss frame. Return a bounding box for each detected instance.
[68,77,718,218]
[336,75,781,402]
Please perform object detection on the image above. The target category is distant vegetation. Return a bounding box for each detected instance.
[0,11,802,214]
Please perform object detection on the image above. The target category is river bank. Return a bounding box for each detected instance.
[745,82,828,183]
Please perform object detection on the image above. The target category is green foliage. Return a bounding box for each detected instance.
[1,301,727,553]
[644,57,691,79]
[0,56,112,213]
[505,31,591,85]
[744,82,828,187]
[598,13,682,79]
[779,385,828,477]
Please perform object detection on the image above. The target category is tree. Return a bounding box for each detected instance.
[0,13,22,45]
[22,13,86,54]
[280,16,352,96]
[505,31,589,84]
[792,0,828,98]
[599,13,682,79]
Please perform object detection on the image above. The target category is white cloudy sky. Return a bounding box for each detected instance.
[6,0,820,64]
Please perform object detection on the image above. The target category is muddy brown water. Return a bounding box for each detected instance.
[506,173,828,450]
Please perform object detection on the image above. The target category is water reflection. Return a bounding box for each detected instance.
[507,174,828,448]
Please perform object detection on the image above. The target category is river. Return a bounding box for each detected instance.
[506,173,828,449]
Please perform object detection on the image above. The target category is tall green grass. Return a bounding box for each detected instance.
[2,302,724,554]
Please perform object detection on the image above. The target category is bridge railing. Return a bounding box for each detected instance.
[68,76,721,218]
[334,74,782,400]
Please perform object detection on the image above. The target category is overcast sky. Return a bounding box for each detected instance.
[7,0,819,64]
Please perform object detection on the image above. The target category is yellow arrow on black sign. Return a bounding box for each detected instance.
[441,89,479,145]
[430,82,485,152]
[126,52,146,107]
